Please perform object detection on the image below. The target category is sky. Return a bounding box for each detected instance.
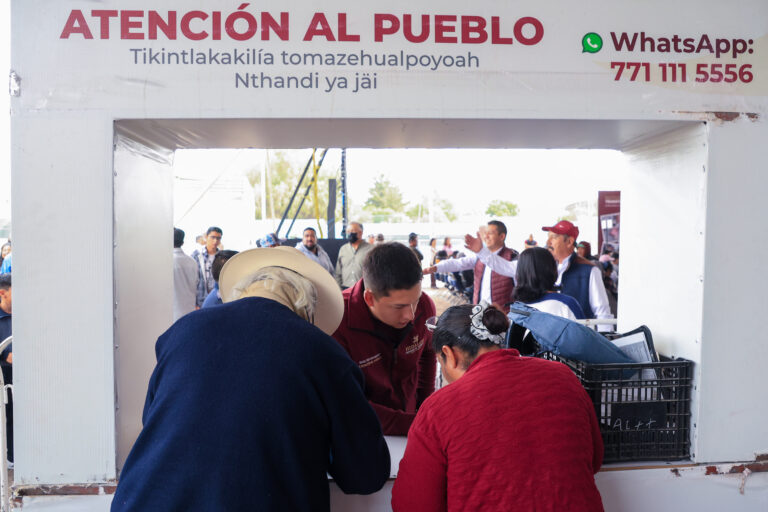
[175,147,626,218]
[173,147,627,249]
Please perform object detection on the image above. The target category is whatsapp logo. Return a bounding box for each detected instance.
[582,32,603,53]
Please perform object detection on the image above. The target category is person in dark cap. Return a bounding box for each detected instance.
[576,241,599,263]
[408,232,423,264]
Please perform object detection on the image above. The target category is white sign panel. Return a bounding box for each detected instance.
[12,0,768,119]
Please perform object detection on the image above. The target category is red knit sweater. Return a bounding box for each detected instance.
[392,349,604,512]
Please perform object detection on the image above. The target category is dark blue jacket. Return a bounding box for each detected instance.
[0,308,11,384]
[112,297,390,512]
[560,255,595,318]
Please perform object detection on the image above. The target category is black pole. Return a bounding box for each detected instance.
[286,149,329,238]
[340,148,348,238]
[327,179,337,239]
[276,152,314,237]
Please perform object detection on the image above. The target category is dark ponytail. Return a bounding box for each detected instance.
[432,304,509,360]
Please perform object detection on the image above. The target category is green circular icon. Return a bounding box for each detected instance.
[582,32,603,53]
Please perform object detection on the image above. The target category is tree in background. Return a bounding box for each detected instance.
[485,199,519,217]
[436,198,458,222]
[363,174,408,223]
[245,150,341,225]
[405,196,457,222]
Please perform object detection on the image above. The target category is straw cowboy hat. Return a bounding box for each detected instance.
[218,246,343,335]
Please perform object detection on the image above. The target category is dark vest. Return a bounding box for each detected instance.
[560,254,595,318]
[473,246,518,312]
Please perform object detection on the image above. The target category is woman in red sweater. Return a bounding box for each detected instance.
[391,301,604,512]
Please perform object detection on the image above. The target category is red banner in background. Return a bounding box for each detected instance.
[597,191,620,256]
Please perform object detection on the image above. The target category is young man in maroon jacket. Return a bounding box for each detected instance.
[332,242,437,436]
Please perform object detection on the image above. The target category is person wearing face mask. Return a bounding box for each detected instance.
[334,222,372,289]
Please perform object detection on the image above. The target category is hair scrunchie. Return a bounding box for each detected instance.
[469,300,505,345]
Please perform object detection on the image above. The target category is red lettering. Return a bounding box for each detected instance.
[491,16,513,44]
[461,16,487,44]
[180,11,208,40]
[374,13,399,42]
[211,12,222,40]
[514,17,544,45]
[403,14,429,43]
[60,10,93,39]
[303,13,335,41]
[225,10,257,41]
[434,15,457,43]
[337,13,360,42]
[120,10,144,40]
[261,12,289,41]
[91,10,118,39]
[148,11,176,40]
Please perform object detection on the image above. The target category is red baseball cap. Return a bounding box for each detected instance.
[542,220,579,239]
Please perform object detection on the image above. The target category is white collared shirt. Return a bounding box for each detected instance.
[435,247,513,302]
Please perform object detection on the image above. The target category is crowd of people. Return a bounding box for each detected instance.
[0,217,617,508]
[0,241,12,467]
[116,218,614,510]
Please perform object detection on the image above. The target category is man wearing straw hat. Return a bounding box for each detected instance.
[112,247,390,512]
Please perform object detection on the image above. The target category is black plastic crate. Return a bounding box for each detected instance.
[539,352,693,463]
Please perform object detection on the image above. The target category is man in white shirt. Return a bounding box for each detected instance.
[173,228,199,321]
[542,220,613,330]
[435,220,613,330]
[191,226,222,307]
[424,221,518,312]
[295,227,334,274]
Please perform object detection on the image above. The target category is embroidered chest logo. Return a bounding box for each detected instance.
[358,353,382,369]
[404,335,424,355]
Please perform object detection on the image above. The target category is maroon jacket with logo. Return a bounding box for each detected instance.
[332,279,437,436]
[473,246,518,312]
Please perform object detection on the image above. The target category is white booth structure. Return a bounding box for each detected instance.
[10,0,768,509]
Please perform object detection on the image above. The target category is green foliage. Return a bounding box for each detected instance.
[436,198,457,222]
[485,200,519,217]
[363,174,408,222]
[404,196,457,222]
[405,203,425,221]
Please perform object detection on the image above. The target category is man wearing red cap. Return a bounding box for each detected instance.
[542,220,612,329]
